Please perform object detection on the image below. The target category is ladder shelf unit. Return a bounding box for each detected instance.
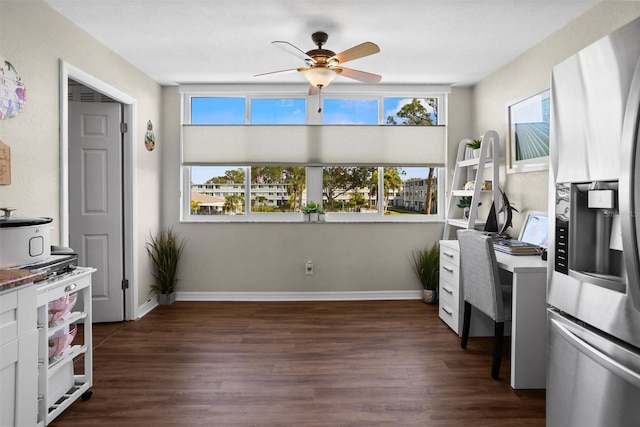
[443,130,499,239]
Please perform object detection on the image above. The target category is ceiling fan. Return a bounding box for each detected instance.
[255,31,381,95]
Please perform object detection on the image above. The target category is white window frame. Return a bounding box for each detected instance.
[180,84,448,223]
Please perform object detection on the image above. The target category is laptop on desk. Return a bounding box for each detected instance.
[494,211,548,255]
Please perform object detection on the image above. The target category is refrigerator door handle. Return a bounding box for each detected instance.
[551,317,640,388]
[620,56,640,311]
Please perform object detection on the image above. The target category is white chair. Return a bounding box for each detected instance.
[457,229,512,380]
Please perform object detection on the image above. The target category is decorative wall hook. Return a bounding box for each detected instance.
[145,120,155,151]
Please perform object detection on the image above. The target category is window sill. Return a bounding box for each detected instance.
[181,216,443,224]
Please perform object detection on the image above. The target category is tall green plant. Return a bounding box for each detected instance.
[411,243,440,291]
[146,227,186,295]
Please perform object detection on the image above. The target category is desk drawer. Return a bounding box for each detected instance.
[439,280,459,308]
[440,246,459,266]
[439,303,459,332]
[440,261,459,287]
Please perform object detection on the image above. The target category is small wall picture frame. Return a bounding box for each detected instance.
[506,89,550,173]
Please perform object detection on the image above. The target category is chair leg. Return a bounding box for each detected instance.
[491,321,505,379]
[461,301,472,349]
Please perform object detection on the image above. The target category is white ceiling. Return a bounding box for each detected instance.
[46,0,597,87]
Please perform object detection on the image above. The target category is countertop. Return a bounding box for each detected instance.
[0,269,47,292]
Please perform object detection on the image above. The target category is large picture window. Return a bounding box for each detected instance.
[181,87,447,222]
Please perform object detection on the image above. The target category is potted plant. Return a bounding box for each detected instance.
[146,227,186,305]
[457,196,481,219]
[467,138,482,158]
[302,201,325,222]
[457,196,472,219]
[411,243,440,304]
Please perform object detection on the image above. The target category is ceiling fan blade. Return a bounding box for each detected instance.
[334,67,382,84]
[331,42,380,64]
[254,68,305,78]
[272,41,316,65]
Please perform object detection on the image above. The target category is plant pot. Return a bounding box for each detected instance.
[158,292,176,305]
[318,213,326,222]
[309,212,319,222]
[303,213,311,222]
[472,148,481,158]
[422,289,437,305]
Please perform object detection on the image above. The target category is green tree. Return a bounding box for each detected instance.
[323,167,375,209]
[386,98,435,126]
[251,166,284,184]
[349,193,367,211]
[207,168,245,184]
[252,195,268,211]
[283,167,306,212]
[383,167,404,212]
[224,194,244,214]
[387,99,436,214]
[369,170,379,209]
[190,200,201,215]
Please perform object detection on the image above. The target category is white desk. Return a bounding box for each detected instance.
[494,249,547,390]
[439,240,547,389]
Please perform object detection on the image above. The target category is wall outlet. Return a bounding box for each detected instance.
[305,260,313,275]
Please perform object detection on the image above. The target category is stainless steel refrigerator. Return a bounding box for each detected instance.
[548,17,640,426]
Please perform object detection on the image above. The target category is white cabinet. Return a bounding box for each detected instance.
[36,268,95,426]
[438,240,461,333]
[438,240,493,337]
[0,284,39,427]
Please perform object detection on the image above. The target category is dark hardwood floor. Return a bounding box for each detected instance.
[52,300,545,426]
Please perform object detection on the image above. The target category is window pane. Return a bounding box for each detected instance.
[322,167,377,213]
[250,166,306,213]
[190,166,246,215]
[250,99,306,124]
[384,98,438,125]
[322,99,378,124]
[191,97,245,124]
[387,167,438,215]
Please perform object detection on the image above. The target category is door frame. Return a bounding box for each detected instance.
[58,60,138,321]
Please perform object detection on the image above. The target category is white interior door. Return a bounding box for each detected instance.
[68,101,124,323]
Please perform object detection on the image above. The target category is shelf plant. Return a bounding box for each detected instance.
[466,139,482,150]
[146,227,186,305]
[466,139,482,159]
[457,196,481,219]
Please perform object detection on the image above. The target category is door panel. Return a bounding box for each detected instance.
[69,101,123,323]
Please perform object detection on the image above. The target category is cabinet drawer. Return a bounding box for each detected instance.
[439,303,459,332]
[440,246,459,266]
[440,261,459,287]
[439,281,459,308]
[0,285,37,345]
[37,273,91,307]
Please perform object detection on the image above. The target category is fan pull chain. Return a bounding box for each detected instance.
[317,86,322,113]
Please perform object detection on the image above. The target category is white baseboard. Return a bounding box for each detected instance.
[134,291,421,319]
[136,296,158,319]
[175,290,422,302]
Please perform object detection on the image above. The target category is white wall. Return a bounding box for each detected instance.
[472,0,640,234]
[0,0,163,308]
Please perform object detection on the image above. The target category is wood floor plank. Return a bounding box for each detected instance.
[52,300,545,426]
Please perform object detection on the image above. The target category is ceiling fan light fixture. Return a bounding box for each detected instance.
[304,67,338,89]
